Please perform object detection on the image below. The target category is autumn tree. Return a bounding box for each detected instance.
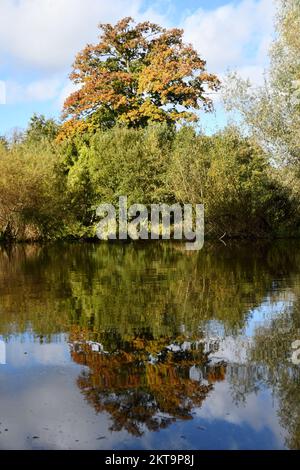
[69,330,225,436]
[60,17,220,139]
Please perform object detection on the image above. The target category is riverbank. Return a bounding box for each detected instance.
[1,125,299,244]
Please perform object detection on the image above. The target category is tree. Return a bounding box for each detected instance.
[0,140,66,241]
[224,0,300,165]
[168,127,293,237]
[59,17,220,139]
[25,113,59,143]
[0,135,8,150]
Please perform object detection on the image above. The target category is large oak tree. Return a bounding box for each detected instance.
[60,17,220,138]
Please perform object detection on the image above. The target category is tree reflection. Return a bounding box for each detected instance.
[1,241,300,444]
[1,240,299,338]
[251,311,300,449]
[229,306,300,449]
[69,328,226,436]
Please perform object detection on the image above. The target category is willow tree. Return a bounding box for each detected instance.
[224,0,300,165]
[59,17,220,139]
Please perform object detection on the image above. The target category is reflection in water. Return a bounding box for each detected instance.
[70,330,226,436]
[0,241,300,449]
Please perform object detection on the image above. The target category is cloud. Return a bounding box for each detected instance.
[6,78,62,104]
[57,81,82,109]
[182,0,275,84]
[196,381,285,447]
[0,0,274,77]
[0,0,142,71]
[0,0,168,109]
[0,1,276,112]
[0,80,6,105]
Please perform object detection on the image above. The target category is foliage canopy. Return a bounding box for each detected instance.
[60,17,220,139]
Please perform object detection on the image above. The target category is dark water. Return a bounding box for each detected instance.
[0,241,300,450]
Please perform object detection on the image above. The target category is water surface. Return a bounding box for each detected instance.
[0,241,299,450]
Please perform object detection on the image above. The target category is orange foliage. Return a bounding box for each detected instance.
[59,17,220,140]
[69,330,226,436]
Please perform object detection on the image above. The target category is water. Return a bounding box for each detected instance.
[0,241,299,450]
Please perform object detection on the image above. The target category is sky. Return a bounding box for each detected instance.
[0,0,276,136]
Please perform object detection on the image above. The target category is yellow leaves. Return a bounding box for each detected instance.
[56,119,92,142]
[60,17,221,138]
[140,100,166,120]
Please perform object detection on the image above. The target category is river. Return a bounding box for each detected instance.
[0,241,299,449]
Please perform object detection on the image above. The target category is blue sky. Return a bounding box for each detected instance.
[0,0,275,136]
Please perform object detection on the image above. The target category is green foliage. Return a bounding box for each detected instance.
[224,0,300,165]
[87,124,174,206]
[0,139,67,240]
[0,135,8,150]
[25,113,59,144]
[0,118,298,240]
[1,10,300,242]
[169,127,295,237]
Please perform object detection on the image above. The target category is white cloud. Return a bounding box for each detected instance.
[0,0,276,108]
[6,78,62,103]
[197,381,284,447]
[0,0,143,71]
[235,65,267,85]
[0,0,274,78]
[0,0,168,108]
[182,0,275,84]
[57,81,82,109]
[0,80,6,104]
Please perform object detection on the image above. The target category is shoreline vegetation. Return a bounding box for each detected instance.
[1,4,300,243]
[0,124,298,243]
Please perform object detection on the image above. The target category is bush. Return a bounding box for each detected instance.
[169,127,295,237]
[0,122,297,241]
[0,140,67,240]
